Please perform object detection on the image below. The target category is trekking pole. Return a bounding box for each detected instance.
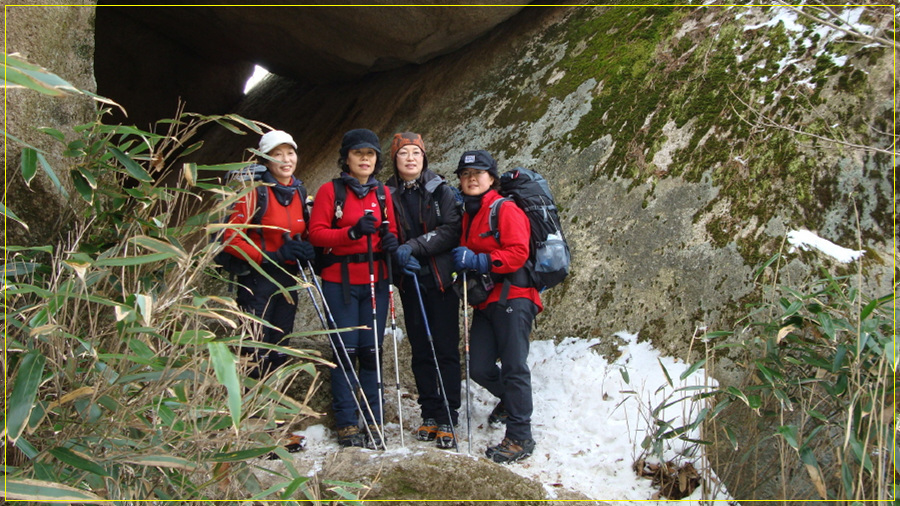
[364,210,385,435]
[301,259,385,450]
[461,271,472,455]
[382,220,405,447]
[411,272,459,452]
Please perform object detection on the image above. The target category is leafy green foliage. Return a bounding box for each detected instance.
[646,252,896,501]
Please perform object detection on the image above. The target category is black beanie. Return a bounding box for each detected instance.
[340,129,381,159]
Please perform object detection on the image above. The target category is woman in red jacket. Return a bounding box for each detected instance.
[452,150,541,464]
[221,130,315,378]
[308,129,399,449]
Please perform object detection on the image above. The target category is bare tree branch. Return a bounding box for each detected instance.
[729,89,898,157]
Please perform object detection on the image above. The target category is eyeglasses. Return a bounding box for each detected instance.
[458,169,486,179]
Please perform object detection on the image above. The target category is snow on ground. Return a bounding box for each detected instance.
[294,332,731,503]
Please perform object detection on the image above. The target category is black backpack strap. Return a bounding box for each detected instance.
[479,197,507,242]
[249,185,269,253]
[331,178,346,228]
[374,182,388,222]
[333,178,387,224]
[298,183,310,223]
[250,185,269,225]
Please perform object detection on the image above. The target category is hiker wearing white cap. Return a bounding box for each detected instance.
[221,129,315,378]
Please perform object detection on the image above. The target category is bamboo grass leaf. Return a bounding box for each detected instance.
[799,446,827,499]
[108,146,153,182]
[93,252,176,267]
[129,236,187,258]
[225,113,265,134]
[214,118,246,135]
[49,447,110,477]
[777,425,800,449]
[2,54,77,96]
[208,341,241,428]
[6,350,46,442]
[179,140,204,159]
[124,455,198,471]
[71,168,95,204]
[36,126,66,142]
[1,202,29,231]
[20,147,37,185]
[723,426,739,450]
[679,358,707,380]
[171,329,216,345]
[657,358,673,388]
[207,446,276,462]
[3,478,105,503]
[33,151,69,198]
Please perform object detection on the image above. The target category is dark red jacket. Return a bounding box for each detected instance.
[460,190,542,312]
[308,178,399,285]
[222,181,307,265]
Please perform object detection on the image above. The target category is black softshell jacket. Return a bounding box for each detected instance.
[386,169,462,292]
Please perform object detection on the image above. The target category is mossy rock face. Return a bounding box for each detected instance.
[184,4,894,367]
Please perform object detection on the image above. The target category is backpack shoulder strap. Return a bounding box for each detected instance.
[250,185,269,225]
[374,181,388,222]
[331,178,346,228]
[331,178,387,224]
[479,197,509,242]
[297,183,309,223]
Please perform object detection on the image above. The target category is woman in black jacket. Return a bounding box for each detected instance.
[386,132,462,449]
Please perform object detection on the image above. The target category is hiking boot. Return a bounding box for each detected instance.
[488,401,509,426]
[336,426,365,448]
[366,424,384,449]
[416,418,438,441]
[435,424,456,450]
[485,437,535,464]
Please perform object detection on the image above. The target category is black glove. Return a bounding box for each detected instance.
[295,240,316,261]
[267,239,307,264]
[380,232,399,254]
[285,233,316,262]
[348,214,378,240]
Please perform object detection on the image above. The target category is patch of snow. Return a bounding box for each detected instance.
[287,334,732,503]
[787,229,865,263]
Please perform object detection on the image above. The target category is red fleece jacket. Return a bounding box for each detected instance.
[460,190,542,312]
[308,179,398,285]
[222,185,307,265]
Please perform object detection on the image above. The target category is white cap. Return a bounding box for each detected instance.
[259,130,297,155]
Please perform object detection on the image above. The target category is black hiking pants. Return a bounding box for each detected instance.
[399,277,461,425]
[236,263,298,377]
[469,297,538,441]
